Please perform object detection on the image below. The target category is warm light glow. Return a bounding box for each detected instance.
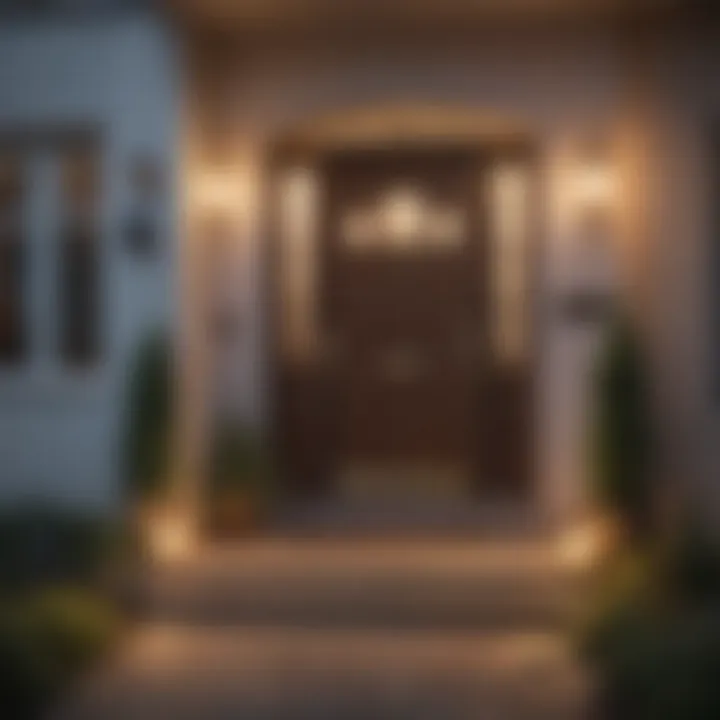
[278,166,319,360]
[383,187,423,245]
[557,519,610,570]
[194,167,254,217]
[490,164,528,363]
[577,162,615,209]
[147,510,194,563]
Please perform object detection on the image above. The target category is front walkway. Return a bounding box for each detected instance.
[55,539,589,719]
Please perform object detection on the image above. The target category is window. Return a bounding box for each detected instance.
[0,157,26,363]
[0,131,101,371]
[59,148,100,365]
[340,185,466,253]
[278,167,320,362]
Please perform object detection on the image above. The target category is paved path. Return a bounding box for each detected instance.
[55,539,589,720]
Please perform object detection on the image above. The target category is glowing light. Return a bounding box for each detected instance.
[194,167,254,218]
[577,160,615,209]
[383,187,423,245]
[146,510,194,563]
[557,519,608,570]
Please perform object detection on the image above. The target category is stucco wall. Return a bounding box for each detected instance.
[627,22,720,520]
[187,26,633,522]
[0,14,179,510]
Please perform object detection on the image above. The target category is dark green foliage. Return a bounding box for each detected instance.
[123,332,173,500]
[587,604,720,720]
[0,509,124,718]
[662,525,720,607]
[0,589,119,719]
[0,506,121,592]
[591,318,652,536]
[581,533,720,720]
[208,426,274,499]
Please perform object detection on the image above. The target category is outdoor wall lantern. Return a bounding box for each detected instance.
[124,155,164,258]
[562,144,617,326]
[194,167,254,347]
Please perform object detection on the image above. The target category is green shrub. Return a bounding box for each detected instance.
[591,318,652,538]
[585,604,720,720]
[661,526,720,607]
[0,589,119,719]
[123,331,174,501]
[208,425,274,500]
[581,541,720,720]
[0,507,122,592]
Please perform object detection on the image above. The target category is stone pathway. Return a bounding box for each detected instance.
[55,539,589,719]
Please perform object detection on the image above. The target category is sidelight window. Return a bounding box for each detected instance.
[488,164,530,364]
[278,167,320,362]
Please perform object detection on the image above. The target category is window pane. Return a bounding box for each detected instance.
[59,148,100,365]
[489,164,529,364]
[278,167,319,362]
[0,158,26,363]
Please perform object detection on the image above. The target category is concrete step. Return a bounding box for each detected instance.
[56,625,588,720]
[143,539,579,631]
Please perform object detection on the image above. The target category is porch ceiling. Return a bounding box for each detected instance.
[169,0,687,32]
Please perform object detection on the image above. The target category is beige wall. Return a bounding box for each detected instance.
[181,21,719,525]
[622,21,720,522]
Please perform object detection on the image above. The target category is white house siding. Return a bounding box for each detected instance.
[0,14,180,510]
[187,26,632,522]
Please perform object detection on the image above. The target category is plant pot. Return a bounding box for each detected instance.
[204,492,265,540]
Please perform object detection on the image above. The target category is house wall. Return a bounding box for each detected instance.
[626,21,720,522]
[0,14,180,510]
[186,26,634,522]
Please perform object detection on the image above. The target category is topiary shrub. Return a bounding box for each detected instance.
[123,331,174,502]
[0,589,120,719]
[204,425,275,537]
[0,506,122,592]
[591,317,653,540]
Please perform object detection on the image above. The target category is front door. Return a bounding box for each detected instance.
[323,151,482,501]
[276,147,534,503]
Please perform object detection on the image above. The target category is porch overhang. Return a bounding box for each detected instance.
[168,0,689,34]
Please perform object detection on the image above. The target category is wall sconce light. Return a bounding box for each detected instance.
[194,167,253,224]
[125,155,164,258]
[576,143,616,231]
[561,143,617,325]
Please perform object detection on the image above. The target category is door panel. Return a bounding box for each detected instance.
[275,147,535,502]
[323,151,482,496]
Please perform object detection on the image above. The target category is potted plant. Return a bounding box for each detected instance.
[590,317,653,546]
[122,331,177,560]
[204,426,274,539]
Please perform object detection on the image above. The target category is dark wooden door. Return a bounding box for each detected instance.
[276,147,535,503]
[322,151,485,498]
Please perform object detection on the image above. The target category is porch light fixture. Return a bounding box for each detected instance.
[576,141,616,224]
[125,154,164,258]
[561,142,617,325]
[194,167,253,221]
[383,187,423,245]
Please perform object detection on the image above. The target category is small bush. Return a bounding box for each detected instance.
[0,507,122,592]
[661,526,720,607]
[123,331,174,501]
[208,426,274,500]
[591,318,652,538]
[581,535,720,720]
[0,589,119,719]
